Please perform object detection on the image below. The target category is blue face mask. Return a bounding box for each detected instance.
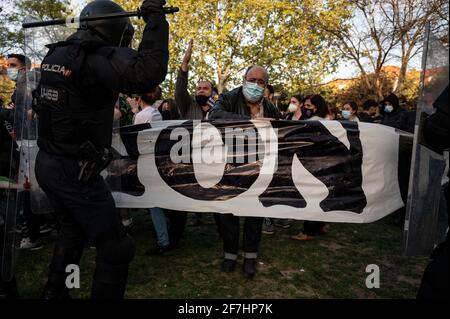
[384,104,394,113]
[7,68,19,81]
[341,110,352,119]
[242,82,264,103]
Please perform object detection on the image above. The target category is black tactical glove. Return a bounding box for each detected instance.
[140,0,166,23]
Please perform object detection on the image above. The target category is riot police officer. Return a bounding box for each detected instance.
[32,0,169,299]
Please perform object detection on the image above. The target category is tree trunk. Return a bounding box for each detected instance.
[374,73,384,101]
[395,57,409,95]
[217,74,227,94]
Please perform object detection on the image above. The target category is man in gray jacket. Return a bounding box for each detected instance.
[175,39,217,121]
[209,65,281,279]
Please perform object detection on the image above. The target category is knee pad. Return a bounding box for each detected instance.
[97,233,136,266]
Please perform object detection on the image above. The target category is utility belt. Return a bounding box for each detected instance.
[38,138,112,183]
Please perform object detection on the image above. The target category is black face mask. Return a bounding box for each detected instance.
[195,95,210,106]
[303,108,314,119]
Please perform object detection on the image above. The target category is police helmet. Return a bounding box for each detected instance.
[79,0,134,47]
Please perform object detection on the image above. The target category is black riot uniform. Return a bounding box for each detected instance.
[32,0,168,299]
[417,85,449,299]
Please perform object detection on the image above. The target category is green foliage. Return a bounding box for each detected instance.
[116,0,352,97]
[0,0,71,56]
[0,74,15,105]
[0,1,24,56]
[13,0,71,20]
[397,70,421,108]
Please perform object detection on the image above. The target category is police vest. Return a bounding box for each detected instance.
[34,39,117,158]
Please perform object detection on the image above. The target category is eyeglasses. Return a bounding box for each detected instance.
[246,78,266,87]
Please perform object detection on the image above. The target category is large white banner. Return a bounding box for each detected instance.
[106,119,411,223]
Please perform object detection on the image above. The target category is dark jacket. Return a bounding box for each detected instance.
[381,94,409,131]
[382,106,409,131]
[358,112,374,123]
[423,85,449,153]
[174,69,204,120]
[208,87,281,120]
[35,15,169,156]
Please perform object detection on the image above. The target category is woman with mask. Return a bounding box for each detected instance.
[285,94,304,120]
[291,94,330,241]
[266,94,308,233]
[341,101,360,122]
[302,94,328,120]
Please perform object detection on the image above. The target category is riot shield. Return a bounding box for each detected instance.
[1,16,72,281]
[404,25,449,256]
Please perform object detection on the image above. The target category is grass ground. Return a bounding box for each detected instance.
[15,210,428,299]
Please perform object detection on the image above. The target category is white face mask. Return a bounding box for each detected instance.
[7,68,19,81]
[384,104,394,113]
[288,103,298,113]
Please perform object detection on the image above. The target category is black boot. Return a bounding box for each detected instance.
[41,283,71,300]
[221,259,236,273]
[242,258,257,279]
[91,262,129,299]
[40,273,71,300]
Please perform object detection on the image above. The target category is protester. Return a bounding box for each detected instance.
[175,39,217,121]
[284,94,304,120]
[341,101,360,122]
[133,87,176,255]
[380,93,408,131]
[261,93,302,235]
[291,94,329,241]
[5,53,51,250]
[264,84,275,105]
[133,87,163,124]
[262,93,305,233]
[209,65,281,279]
[175,39,217,226]
[158,98,180,120]
[359,99,381,123]
[259,95,303,235]
[326,106,339,120]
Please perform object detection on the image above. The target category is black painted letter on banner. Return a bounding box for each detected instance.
[259,121,367,213]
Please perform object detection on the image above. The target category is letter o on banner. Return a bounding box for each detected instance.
[154,121,263,201]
